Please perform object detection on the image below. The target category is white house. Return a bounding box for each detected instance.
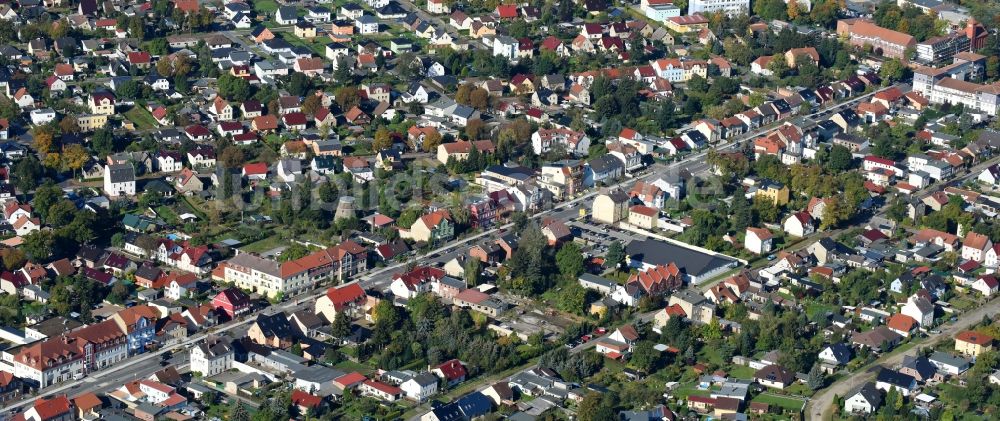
[427,0,450,14]
[901,295,934,327]
[493,35,519,61]
[400,372,438,402]
[232,13,253,28]
[875,369,916,397]
[744,227,773,255]
[643,0,681,22]
[611,283,642,307]
[818,343,852,366]
[928,352,970,376]
[190,337,234,376]
[986,244,1000,267]
[783,212,815,238]
[356,15,379,34]
[29,108,56,126]
[844,383,881,415]
[962,232,992,263]
[979,164,1000,187]
[156,152,183,173]
[972,275,999,297]
[104,163,136,197]
[275,6,299,25]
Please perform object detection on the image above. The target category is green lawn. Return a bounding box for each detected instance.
[253,0,278,14]
[241,235,285,253]
[727,365,756,379]
[950,295,979,311]
[805,303,835,320]
[334,359,371,374]
[124,106,157,130]
[155,205,179,225]
[282,33,328,56]
[752,392,807,411]
[671,383,711,399]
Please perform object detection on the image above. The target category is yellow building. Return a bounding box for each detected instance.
[665,14,709,34]
[294,22,317,39]
[755,180,790,206]
[592,190,630,225]
[90,93,115,115]
[628,205,658,230]
[76,114,108,132]
[955,331,993,357]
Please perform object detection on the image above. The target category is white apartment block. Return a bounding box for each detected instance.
[688,0,749,16]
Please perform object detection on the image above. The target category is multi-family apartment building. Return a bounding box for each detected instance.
[687,0,748,16]
[916,33,970,64]
[190,336,234,377]
[836,18,916,59]
[222,241,367,298]
[11,320,127,388]
[912,53,1000,116]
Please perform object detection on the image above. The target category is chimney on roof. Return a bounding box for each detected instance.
[967,18,977,40]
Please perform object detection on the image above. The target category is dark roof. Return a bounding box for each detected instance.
[455,392,492,418]
[253,312,295,340]
[107,163,135,183]
[823,343,852,363]
[625,238,737,278]
[875,368,915,388]
[849,382,882,408]
[754,364,795,385]
[431,392,491,420]
[901,355,936,380]
[79,0,98,15]
[588,154,624,174]
[134,264,162,281]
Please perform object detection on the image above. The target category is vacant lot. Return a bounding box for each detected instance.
[253,0,279,13]
[125,107,157,130]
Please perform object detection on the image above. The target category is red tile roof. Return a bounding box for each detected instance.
[324,283,366,311]
[436,359,467,381]
[956,330,993,346]
[31,396,72,420]
[291,390,324,408]
[887,313,917,333]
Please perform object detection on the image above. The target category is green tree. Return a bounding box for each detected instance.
[555,242,584,280]
[824,144,853,172]
[754,0,788,21]
[107,282,130,304]
[286,72,312,97]
[12,155,43,196]
[33,183,64,222]
[331,312,352,339]
[557,283,587,314]
[230,401,250,421]
[807,363,825,390]
[21,230,54,262]
[92,128,115,156]
[47,200,77,226]
[464,257,482,286]
[605,241,624,272]
[118,80,142,99]
[218,73,252,102]
[147,38,169,55]
[629,341,659,372]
